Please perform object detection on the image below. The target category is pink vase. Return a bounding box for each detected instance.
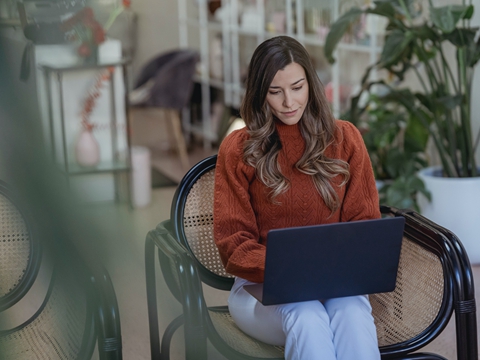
[75,129,100,167]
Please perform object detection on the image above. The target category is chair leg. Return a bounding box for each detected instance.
[167,109,190,170]
[145,234,162,360]
[160,315,184,360]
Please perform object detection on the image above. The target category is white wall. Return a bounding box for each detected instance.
[129,0,180,82]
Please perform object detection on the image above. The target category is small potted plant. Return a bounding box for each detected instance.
[60,7,106,63]
[325,0,480,262]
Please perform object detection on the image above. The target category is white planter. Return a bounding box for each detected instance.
[418,166,480,264]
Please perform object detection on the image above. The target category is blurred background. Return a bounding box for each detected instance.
[1,0,480,359]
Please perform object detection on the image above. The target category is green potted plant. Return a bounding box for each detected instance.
[350,93,430,211]
[325,0,480,262]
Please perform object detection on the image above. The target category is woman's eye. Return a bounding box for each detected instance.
[269,91,280,95]
[293,86,303,91]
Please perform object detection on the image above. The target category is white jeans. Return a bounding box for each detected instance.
[228,277,380,360]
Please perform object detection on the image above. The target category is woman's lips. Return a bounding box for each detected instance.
[283,109,298,117]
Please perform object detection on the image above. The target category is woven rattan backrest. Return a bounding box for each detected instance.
[0,190,31,302]
[0,264,92,360]
[183,168,233,278]
[370,235,444,347]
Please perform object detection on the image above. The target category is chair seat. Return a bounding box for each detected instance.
[209,306,284,359]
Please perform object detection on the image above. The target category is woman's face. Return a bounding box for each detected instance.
[266,62,309,126]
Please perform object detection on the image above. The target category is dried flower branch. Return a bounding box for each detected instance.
[81,67,115,131]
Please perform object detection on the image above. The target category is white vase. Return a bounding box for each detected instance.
[75,129,100,167]
[418,166,480,264]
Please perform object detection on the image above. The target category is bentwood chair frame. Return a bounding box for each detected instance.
[145,155,478,360]
[0,180,123,360]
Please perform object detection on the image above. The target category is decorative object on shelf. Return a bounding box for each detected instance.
[209,34,223,80]
[60,7,106,64]
[75,123,100,167]
[325,1,480,262]
[75,66,115,167]
[207,0,222,17]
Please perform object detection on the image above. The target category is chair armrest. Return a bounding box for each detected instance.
[153,221,209,324]
[149,220,209,358]
[89,267,123,360]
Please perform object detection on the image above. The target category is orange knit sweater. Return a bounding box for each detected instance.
[213,120,380,283]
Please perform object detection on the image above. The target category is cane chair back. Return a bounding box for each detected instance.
[0,181,41,312]
[148,155,477,360]
[370,237,446,347]
[0,263,96,360]
[0,180,122,360]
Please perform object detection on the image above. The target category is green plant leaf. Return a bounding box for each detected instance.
[374,0,421,19]
[430,5,473,34]
[446,28,477,47]
[413,23,439,41]
[380,29,415,67]
[369,1,396,18]
[467,35,480,67]
[445,28,480,68]
[435,94,463,110]
[324,7,364,64]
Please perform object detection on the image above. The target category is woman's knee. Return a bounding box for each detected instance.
[281,301,330,331]
[324,296,373,324]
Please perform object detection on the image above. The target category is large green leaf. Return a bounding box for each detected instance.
[412,23,439,41]
[374,0,421,19]
[369,1,396,18]
[324,7,364,64]
[380,29,415,67]
[446,28,477,47]
[404,115,429,153]
[445,28,480,68]
[467,36,480,67]
[430,5,473,34]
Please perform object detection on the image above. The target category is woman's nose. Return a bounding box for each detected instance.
[283,91,294,108]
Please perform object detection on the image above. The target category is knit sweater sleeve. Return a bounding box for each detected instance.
[213,130,266,283]
[338,121,381,221]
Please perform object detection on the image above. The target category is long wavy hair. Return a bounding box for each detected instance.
[240,36,350,213]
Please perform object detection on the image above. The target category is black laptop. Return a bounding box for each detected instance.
[243,217,405,305]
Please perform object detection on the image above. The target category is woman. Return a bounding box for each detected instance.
[213,36,381,360]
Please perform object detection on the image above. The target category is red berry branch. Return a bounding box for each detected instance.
[81,67,115,131]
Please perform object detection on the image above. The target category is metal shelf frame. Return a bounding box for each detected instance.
[39,59,132,204]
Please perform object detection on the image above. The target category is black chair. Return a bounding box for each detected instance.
[145,155,478,360]
[0,180,123,360]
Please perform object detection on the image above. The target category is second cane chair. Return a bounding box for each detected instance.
[0,180,123,360]
[145,155,478,360]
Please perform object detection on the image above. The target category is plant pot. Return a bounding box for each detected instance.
[75,129,100,167]
[418,166,480,264]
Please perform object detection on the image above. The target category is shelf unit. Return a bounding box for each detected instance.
[178,0,383,149]
[39,59,132,203]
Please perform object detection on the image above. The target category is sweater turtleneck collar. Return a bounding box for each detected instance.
[275,120,302,138]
